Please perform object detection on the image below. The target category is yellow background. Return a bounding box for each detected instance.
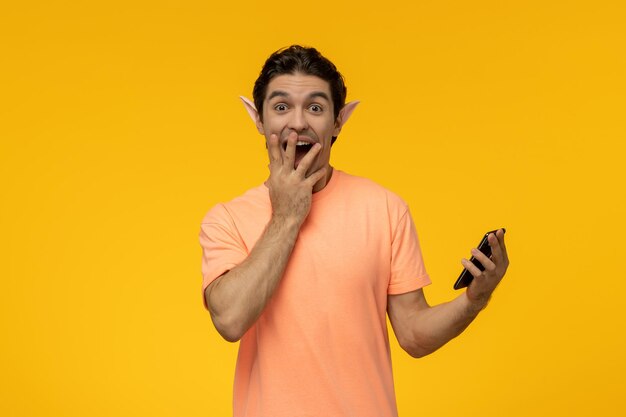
[1,1,624,416]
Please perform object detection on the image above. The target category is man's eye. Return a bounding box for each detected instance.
[274,104,288,111]
[309,104,322,112]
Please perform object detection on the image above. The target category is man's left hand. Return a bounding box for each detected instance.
[463,228,509,309]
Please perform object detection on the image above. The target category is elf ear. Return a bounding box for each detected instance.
[239,96,264,134]
[333,100,360,135]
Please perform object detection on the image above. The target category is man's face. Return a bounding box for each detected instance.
[256,73,340,180]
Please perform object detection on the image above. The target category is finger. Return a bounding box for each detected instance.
[295,143,322,175]
[304,166,327,187]
[497,229,509,264]
[284,131,297,169]
[488,233,504,265]
[461,258,484,278]
[267,134,281,165]
[471,248,496,272]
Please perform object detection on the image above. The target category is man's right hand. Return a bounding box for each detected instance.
[266,131,327,227]
[205,131,326,342]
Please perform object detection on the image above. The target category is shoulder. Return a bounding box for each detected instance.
[335,170,408,211]
[200,184,269,226]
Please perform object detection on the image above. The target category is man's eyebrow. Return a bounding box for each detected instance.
[267,91,289,101]
[308,91,331,101]
[266,91,331,101]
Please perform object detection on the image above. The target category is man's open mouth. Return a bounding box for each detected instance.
[282,141,315,167]
[282,141,314,153]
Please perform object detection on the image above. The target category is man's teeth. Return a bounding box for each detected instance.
[296,141,310,146]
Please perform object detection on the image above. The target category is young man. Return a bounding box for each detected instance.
[199,45,509,417]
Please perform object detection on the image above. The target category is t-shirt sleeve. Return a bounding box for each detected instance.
[199,204,248,310]
[388,207,431,295]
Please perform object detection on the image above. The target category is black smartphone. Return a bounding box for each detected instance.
[453,229,506,290]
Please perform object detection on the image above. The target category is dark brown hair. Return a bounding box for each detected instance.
[252,45,347,124]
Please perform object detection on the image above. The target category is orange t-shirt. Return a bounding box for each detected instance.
[200,170,431,417]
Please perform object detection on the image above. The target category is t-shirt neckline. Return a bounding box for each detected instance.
[261,168,342,202]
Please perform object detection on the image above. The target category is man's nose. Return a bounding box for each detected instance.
[287,109,308,131]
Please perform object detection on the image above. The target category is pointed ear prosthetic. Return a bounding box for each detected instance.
[332,101,360,141]
[239,96,264,134]
[337,100,360,128]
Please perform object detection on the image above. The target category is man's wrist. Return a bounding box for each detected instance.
[267,212,304,240]
[463,289,490,316]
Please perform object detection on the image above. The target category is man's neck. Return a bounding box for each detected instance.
[313,165,333,193]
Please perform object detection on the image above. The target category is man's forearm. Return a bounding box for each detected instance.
[205,215,301,342]
[404,293,487,357]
